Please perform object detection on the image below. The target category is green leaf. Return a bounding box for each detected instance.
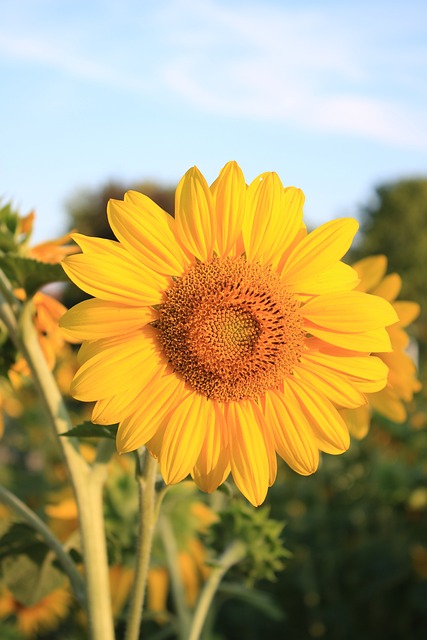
[0,331,17,378]
[218,582,285,621]
[0,203,20,253]
[0,622,23,640]
[60,421,118,440]
[0,523,65,606]
[0,255,69,297]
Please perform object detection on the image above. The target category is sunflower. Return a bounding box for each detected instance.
[341,255,421,438]
[60,162,398,505]
[0,584,71,637]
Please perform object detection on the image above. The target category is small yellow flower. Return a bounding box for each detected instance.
[61,162,398,505]
[0,585,71,637]
[342,255,421,438]
[18,210,78,264]
[12,289,68,374]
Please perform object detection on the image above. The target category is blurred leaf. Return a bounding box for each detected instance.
[0,622,23,640]
[0,202,20,252]
[0,255,68,297]
[0,523,65,606]
[60,422,118,440]
[0,330,17,378]
[218,582,284,621]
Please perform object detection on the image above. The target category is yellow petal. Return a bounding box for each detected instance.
[147,567,169,615]
[174,166,214,261]
[282,218,359,283]
[226,400,269,506]
[287,261,359,296]
[192,402,230,493]
[353,255,387,292]
[306,323,393,352]
[125,190,174,228]
[211,161,246,258]
[388,325,410,350]
[286,378,350,454]
[295,358,367,408]
[160,392,209,484]
[92,392,142,425]
[340,405,371,439]
[264,389,319,475]
[243,172,304,267]
[117,371,186,453]
[372,273,402,301]
[369,387,407,423]
[71,328,163,401]
[107,198,189,275]
[63,235,169,306]
[301,291,399,331]
[393,301,421,327]
[302,351,388,393]
[60,299,158,341]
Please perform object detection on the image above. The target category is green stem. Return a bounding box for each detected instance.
[125,451,158,640]
[17,299,116,640]
[159,513,191,639]
[0,483,86,607]
[0,274,20,346]
[188,540,246,640]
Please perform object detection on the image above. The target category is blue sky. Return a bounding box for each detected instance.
[1,0,426,243]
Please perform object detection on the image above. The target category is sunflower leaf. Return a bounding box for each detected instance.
[0,255,68,297]
[60,422,118,440]
[217,582,285,621]
[0,523,65,606]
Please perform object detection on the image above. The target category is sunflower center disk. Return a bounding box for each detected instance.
[158,257,305,402]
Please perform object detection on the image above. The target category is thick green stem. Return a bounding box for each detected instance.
[188,540,246,640]
[0,483,86,607]
[16,299,116,640]
[125,451,158,640]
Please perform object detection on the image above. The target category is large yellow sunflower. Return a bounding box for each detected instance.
[60,162,398,505]
[341,255,421,438]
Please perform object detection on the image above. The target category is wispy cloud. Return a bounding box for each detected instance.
[1,0,426,149]
[0,32,149,93]
[158,0,427,149]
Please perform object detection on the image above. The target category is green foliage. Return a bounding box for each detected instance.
[0,329,17,378]
[60,422,118,440]
[103,459,139,564]
[0,255,68,299]
[0,523,65,606]
[0,202,23,253]
[0,623,23,640]
[207,500,290,586]
[217,582,284,621]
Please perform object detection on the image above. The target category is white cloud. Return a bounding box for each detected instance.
[1,0,426,149]
[158,0,427,149]
[0,32,148,93]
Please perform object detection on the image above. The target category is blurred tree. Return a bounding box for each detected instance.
[353,178,427,365]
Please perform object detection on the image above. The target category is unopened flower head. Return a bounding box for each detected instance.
[61,162,398,505]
